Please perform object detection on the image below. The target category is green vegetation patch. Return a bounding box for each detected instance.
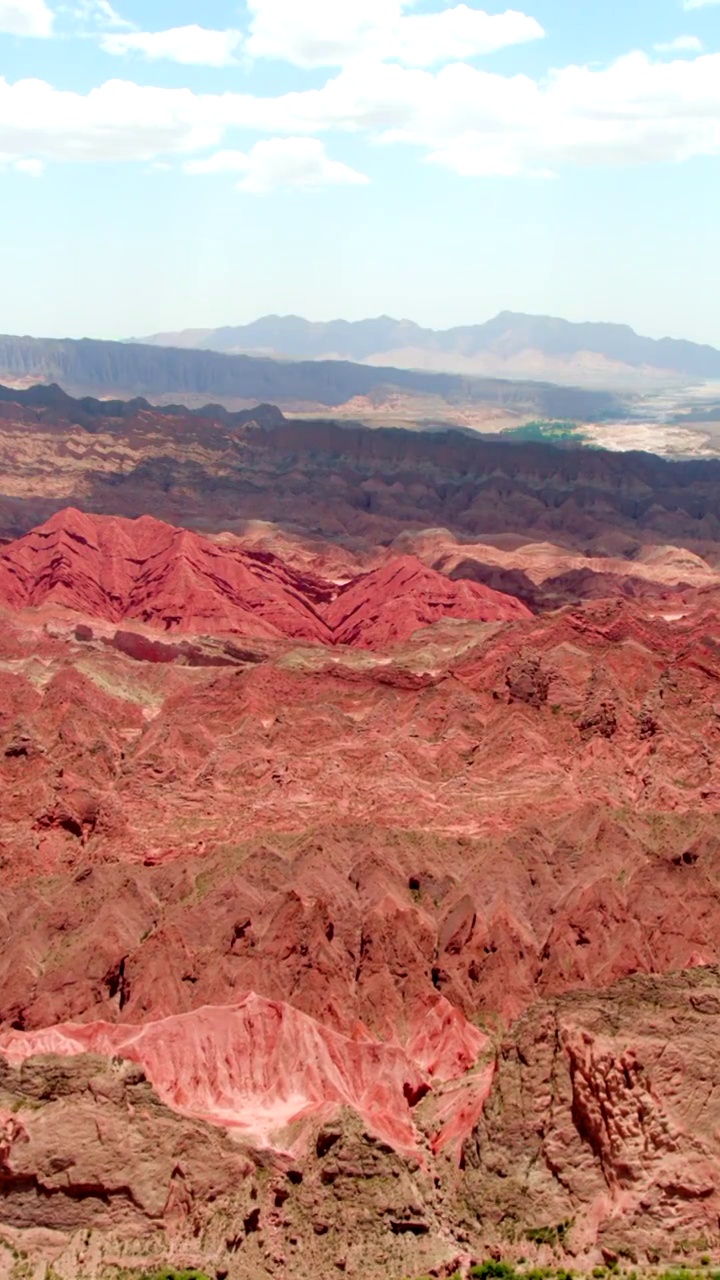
[471,1265,520,1280]
[502,420,583,444]
[411,1262,720,1280]
[140,1270,212,1280]
[407,1264,720,1280]
[525,1221,573,1249]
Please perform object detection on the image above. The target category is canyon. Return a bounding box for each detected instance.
[2,386,720,1279]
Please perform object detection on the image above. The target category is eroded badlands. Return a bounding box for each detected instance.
[1,495,720,1277]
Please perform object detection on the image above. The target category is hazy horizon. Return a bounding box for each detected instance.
[133,309,720,351]
[10,307,720,355]
[1,0,720,346]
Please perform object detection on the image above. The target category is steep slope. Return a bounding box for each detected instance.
[139,311,720,387]
[327,555,529,646]
[0,509,530,645]
[4,970,720,1280]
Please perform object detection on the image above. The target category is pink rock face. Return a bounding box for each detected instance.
[0,994,438,1156]
[0,510,531,648]
[0,990,492,1162]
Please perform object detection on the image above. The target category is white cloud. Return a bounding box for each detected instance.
[654,35,703,52]
[0,77,224,162]
[348,51,720,175]
[683,0,720,8]
[68,0,133,29]
[101,25,244,67]
[391,6,544,66]
[0,152,44,172]
[185,137,369,193]
[0,0,53,36]
[14,155,43,173]
[2,49,720,179]
[245,0,543,68]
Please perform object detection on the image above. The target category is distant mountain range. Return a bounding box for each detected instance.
[137,312,720,390]
[0,333,618,422]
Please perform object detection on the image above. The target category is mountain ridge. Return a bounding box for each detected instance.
[1,382,720,553]
[0,332,618,420]
[0,507,531,646]
[135,309,720,388]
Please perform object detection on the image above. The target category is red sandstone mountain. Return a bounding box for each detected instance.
[2,514,720,1274]
[0,509,530,647]
[3,400,720,1279]
[0,508,333,642]
[325,556,529,646]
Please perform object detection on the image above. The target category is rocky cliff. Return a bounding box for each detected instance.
[0,338,618,419]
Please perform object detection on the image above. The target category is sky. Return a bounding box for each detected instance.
[1,0,720,345]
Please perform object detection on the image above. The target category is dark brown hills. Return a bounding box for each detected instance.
[0,383,720,558]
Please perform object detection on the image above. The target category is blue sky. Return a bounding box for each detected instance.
[1,0,719,345]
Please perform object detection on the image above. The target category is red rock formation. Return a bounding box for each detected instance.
[0,509,531,646]
[326,555,528,647]
[0,509,333,641]
[3,502,720,1275]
